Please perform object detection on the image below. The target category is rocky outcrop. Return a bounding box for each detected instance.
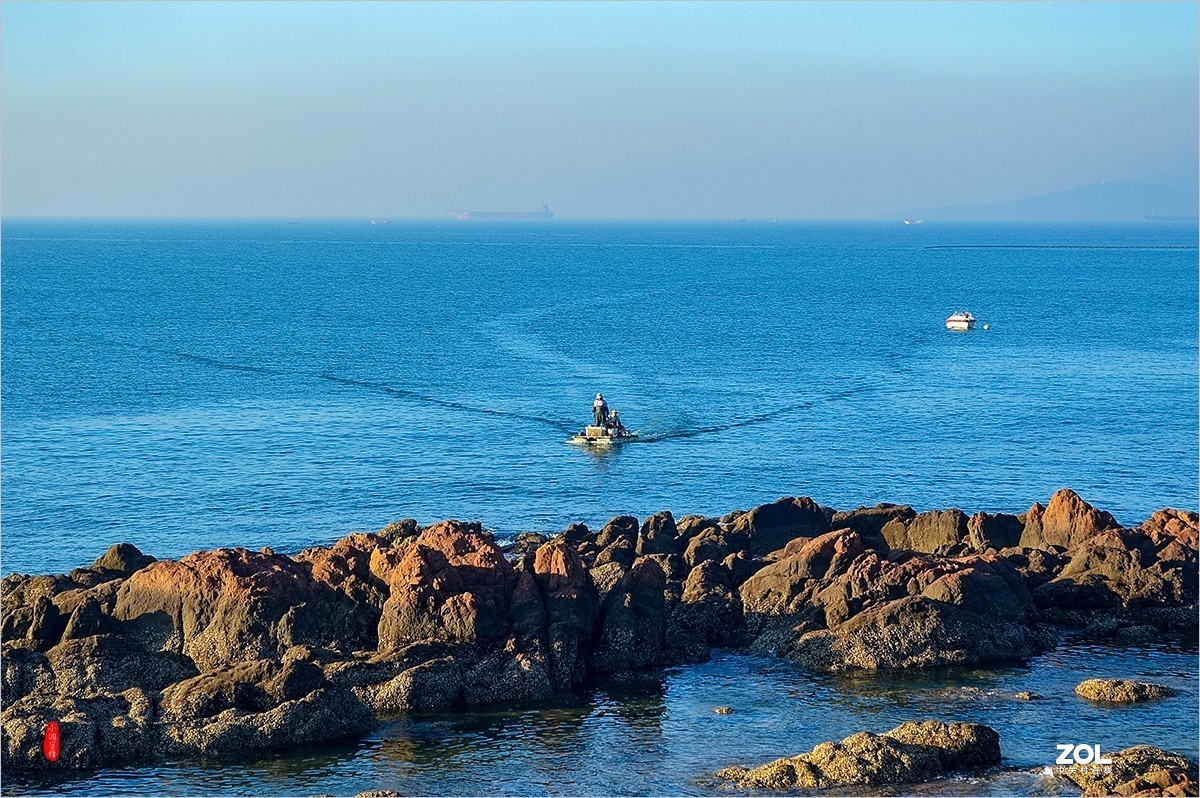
[1075,679,1178,704]
[830,503,915,551]
[377,521,516,650]
[531,539,598,689]
[1020,489,1121,550]
[1034,526,1197,613]
[715,721,1000,789]
[3,491,1196,776]
[882,509,970,555]
[113,547,375,671]
[742,528,1046,669]
[724,496,831,557]
[591,558,666,672]
[1059,745,1199,797]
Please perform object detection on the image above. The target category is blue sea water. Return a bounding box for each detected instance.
[2,220,1197,796]
[2,220,1197,575]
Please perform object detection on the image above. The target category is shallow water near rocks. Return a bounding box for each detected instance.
[6,641,1196,796]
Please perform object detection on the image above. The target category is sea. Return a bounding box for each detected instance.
[1,219,1197,794]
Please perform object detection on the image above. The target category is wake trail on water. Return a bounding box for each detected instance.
[131,344,898,445]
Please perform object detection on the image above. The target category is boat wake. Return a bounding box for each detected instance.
[138,346,889,446]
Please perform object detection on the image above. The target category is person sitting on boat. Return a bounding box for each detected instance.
[593,393,609,426]
[610,410,622,433]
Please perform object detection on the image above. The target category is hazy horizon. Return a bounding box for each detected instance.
[3,2,1197,220]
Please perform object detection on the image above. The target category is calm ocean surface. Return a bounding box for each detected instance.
[3,220,1196,575]
[2,220,1197,795]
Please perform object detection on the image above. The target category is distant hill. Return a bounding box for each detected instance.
[897,177,1198,223]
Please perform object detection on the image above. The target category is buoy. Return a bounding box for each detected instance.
[43,720,60,762]
[983,324,990,330]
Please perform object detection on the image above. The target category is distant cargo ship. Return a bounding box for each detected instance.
[453,204,553,221]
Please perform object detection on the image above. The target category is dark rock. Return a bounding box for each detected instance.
[967,512,1024,551]
[377,518,419,541]
[683,528,730,569]
[591,558,666,672]
[726,497,831,557]
[596,516,638,549]
[636,511,679,556]
[93,543,156,575]
[46,634,198,696]
[533,539,598,690]
[830,503,916,551]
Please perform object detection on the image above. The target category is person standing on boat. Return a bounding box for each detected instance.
[593,393,609,426]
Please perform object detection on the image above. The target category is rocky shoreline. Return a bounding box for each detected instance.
[2,489,1196,794]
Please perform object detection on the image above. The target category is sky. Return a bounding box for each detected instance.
[2,1,1196,219]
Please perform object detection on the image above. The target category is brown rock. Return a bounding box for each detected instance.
[1020,489,1120,550]
[377,521,516,650]
[114,547,376,671]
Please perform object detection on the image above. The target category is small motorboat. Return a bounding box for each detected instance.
[572,395,638,446]
[945,311,977,331]
[571,424,639,446]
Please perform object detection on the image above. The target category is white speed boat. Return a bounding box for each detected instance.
[945,311,977,331]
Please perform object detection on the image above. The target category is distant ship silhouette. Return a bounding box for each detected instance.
[450,204,553,220]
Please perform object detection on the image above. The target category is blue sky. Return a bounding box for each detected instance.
[3,2,1196,218]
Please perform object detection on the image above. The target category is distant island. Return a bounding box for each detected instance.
[896,175,1197,223]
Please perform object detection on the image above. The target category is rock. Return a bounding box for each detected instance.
[593,538,636,569]
[378,518,419,541]
[1075,678,1178,703]
[726,496,831,557]
[1014,691,1041,700]
[591,558,666,672]
[716,721,1000,789]
[885,720,1001,770]
[46,634,198,696]
[1020,489,1120,550]
[882,509,970,555]
[2,688,157,771]
[666,561,744,660]
[830,503,915,551]
[675,515,721,547]
[93,543,156,575]
[740,528,866,622]
[505,532,549,558]
[967,512,1024,552]
[1059,745,1198,797]
[793,594,1044,670]
[1034,527,1197,611]
[461,650,552,705]
[160,684,377,757]
[114,547,375,671]
[294,532,408,613]
[377,520,516,650]
[0,645,56,704]
[596,515,638,549]
[588,561,628,604]
[636,511,679,556]
[713,706,734,714]
[533,539,599,690]
[1140,509,1198,549]
[682,528,730,569]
